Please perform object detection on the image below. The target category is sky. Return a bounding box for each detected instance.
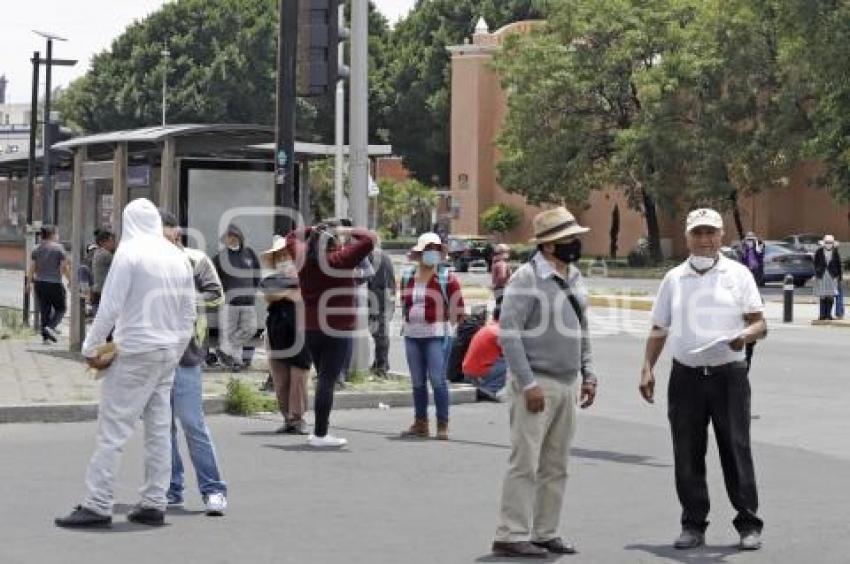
[0,0,417,106]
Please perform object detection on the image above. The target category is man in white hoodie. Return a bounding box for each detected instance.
[55,199,196,529]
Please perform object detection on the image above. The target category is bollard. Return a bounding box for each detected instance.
[783,274,794,323]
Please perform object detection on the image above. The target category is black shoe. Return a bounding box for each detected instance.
[42,329,57,344]
[55,505,112,529]
[285,422,309,435]
[127,506,165,526]
[532,537,577,554]
[476,389,500,403]
[491,541,548,558]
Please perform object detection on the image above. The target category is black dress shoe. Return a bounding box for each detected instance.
[532,537,577,554]
[127,506,165,526]
[55,505,112,528]
[491,541,548,558]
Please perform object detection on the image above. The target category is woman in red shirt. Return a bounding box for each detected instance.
[400,233,465,440]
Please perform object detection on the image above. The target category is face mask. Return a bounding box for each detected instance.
[825,243,834,250]
[552,240,582,264]
[422,250,442,267]
[689,254,718,271]
[228,244,240,252]
[275,259,291,270]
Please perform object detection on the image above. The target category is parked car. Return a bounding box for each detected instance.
[731,241,814,286]
[447,235,494,272]
[781,233,822,255]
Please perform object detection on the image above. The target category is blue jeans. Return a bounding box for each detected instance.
[169,364,226,499]
[404,337,449,423]
[476,357,507,398]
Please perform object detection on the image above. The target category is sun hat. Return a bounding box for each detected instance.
[411,232,444,252]
[530,207,590,244]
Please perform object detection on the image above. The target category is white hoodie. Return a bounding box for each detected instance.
[82,199,196,358]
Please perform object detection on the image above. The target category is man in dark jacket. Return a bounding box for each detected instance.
[367,242,396,378]
[212,224,260,371]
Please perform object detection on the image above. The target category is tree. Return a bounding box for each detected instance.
[382,0,546,186]
[377,178,438,237]
[57,0,390,143]
[493,0,811,261]
[480,203,521,239]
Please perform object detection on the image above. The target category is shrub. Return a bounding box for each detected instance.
[225,378,277,416]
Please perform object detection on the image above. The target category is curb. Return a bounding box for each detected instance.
[589,295,654,312]
[0,386,478,425]
[810,319,850,329]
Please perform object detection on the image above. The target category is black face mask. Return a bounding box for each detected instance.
[553,240,582,264]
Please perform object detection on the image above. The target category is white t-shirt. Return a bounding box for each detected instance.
[651,256,763,367]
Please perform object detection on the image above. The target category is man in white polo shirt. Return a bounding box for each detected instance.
[639,208,767,551]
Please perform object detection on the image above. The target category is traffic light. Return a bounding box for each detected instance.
[297,0,348,97]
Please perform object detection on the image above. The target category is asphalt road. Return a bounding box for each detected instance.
[1,313,848,564]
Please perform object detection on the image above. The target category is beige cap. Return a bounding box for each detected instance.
[686,208,723,233]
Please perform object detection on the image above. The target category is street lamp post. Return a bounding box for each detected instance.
[161,47,170,126]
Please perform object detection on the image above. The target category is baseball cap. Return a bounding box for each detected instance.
[686,208,723,233]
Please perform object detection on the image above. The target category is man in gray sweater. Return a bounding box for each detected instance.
[491,207,598,558]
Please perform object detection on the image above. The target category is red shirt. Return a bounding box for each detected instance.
[462,322,502,377]
[286,227,376,331]
[401,270,465,325]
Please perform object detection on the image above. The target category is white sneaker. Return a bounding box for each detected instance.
[203,493,227,516]
[308,434,347,448]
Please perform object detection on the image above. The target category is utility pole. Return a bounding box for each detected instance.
[334,1,347,218]
[23,51,40,328]
[161,47,170,126]
[275,0,298,233]
[348,0,368,228]
[33,30,70,226]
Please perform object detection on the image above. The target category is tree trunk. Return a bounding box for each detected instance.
[641,189,663,264]
[609,204,620,258]
[729,190,745,241]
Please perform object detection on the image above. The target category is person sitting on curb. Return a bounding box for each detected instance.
[462,306,505,402]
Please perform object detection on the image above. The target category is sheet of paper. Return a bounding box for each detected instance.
[688,334,739,355]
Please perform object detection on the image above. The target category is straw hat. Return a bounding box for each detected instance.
[261,235,287,256]
[530,207,590,244]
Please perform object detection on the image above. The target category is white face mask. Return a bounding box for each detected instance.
[227,244,240,252]
[275,259,291,270]
[689,254,718,271]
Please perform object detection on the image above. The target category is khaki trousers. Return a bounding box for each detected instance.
[495,376,577,543]
[270,359,308,424]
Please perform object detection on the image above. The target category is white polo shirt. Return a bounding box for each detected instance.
[651,256,763,367]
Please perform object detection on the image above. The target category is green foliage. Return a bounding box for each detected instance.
[480,203,522,235]
[225,377,276,416]
[377,178,438,237]
[56,0,389,142]
[381,0,546,186]
[493,0,816,261]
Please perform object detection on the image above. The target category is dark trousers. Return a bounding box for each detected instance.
[819,297,835,320]
[305,330,352,438]
[35,281,66,332]
[668,360,763,534]
[369,314,390,373]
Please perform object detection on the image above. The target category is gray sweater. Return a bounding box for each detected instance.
[498,253,596,388]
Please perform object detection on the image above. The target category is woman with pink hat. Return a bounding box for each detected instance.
[399,232,465,440]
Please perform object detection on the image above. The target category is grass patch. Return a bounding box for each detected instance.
[0,307,35,340]
[224,377,277,416]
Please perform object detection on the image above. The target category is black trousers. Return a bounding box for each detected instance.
[305,330,352,438]
[369,313,390,372]
[668,360,763,534]
[34,281,66,332]
[819,297,835,320]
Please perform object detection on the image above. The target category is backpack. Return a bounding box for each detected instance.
[445,309,487,383]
